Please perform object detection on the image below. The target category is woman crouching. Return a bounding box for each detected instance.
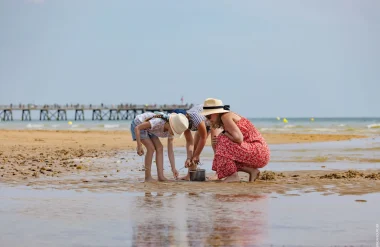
[201,98,270,182]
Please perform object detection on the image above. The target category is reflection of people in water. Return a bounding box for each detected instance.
[131,192,268,246]
[131,192,177,246]
[204,194,268,246]
[184,193,268,246]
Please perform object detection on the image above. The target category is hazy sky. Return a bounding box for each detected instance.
[0,0,379,117]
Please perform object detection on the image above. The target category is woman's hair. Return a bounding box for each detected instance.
[211,113,224,129]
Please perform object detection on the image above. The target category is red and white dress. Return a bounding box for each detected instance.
[212,117,270,179]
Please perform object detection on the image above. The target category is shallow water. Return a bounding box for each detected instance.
[36,137,380,184]
[0,186,378,247]
[2,117,380,135]
[175,137,380,174]
[1,138,380,246]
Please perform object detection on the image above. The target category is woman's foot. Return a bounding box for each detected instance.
[238,167,260,182]
[222,172,240,183]
[206,173,219,181]
[249,169,260,182]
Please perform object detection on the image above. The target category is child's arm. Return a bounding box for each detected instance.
[167,138,178,179]
[134,122,151,155]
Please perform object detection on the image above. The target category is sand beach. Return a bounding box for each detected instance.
[1,129,380,246]
[1,127,380,246]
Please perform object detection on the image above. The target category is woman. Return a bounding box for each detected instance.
[201,98,270,182]
[170,105,218,180]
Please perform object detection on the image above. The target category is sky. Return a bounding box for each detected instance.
[0,0,379,117]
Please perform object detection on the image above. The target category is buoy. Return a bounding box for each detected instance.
[310,118,314,121]
[68,121,72,125]
[283,118,288,123]
[276,117,280,120]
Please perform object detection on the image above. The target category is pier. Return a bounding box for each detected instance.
[0,104,193,121]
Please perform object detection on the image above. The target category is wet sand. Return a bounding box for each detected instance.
[1,130,378,196]
[1,130,379,246]
[0,129,364,181]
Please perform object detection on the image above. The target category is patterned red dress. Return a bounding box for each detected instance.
[212,117,270,179]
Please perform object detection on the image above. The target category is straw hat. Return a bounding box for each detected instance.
[169,113,189,138]
[201,98,230,116]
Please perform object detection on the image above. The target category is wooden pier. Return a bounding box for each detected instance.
[0,104,193,121]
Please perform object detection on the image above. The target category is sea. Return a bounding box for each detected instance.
[1,116,380,135]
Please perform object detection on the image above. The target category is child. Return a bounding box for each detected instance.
[131,112,189,182]
[201,98,270,182]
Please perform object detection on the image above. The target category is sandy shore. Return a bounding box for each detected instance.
[1,130,375,195]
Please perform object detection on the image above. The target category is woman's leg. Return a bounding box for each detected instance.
[141,138,157,182]
[210,128,223,152]
[238,166,260,182]
[206,128,224,180]
[212,155,239,181]
[223,172,240,182]
[150,137,169,181]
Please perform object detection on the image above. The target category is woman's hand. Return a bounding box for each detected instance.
[191,155,200,165]
[171,168,179,179]
[136,145,144,156]
[184,158,192,168]
[211,135,219,146]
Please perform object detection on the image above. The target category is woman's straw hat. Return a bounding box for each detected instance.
[201,98,230,116]
[169,113,189,138]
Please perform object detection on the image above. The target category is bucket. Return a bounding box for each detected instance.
[189,169,206,181]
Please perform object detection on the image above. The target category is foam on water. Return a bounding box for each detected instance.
[26,123,45,129]
[104,124,120,129]
[2,118,380,135]
[313,128,338,132]
[368,123,380,129]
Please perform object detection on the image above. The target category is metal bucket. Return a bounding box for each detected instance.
[189,169,206,181]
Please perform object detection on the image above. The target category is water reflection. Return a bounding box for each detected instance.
[131,192,268,246]
[1,186,378,246]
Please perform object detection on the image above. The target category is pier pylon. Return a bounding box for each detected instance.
[0,109,13,121]
[92,109,103,120]
[57,109,67,121]
[75,109,85,121]
[118,110,128,120]
[109,109,119,120]
[21,109,31,121]
[40,109,50,120]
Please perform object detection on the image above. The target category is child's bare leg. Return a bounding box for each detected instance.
[141,139,157,182]
[151,137,170,181]
[238,167,260,182]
